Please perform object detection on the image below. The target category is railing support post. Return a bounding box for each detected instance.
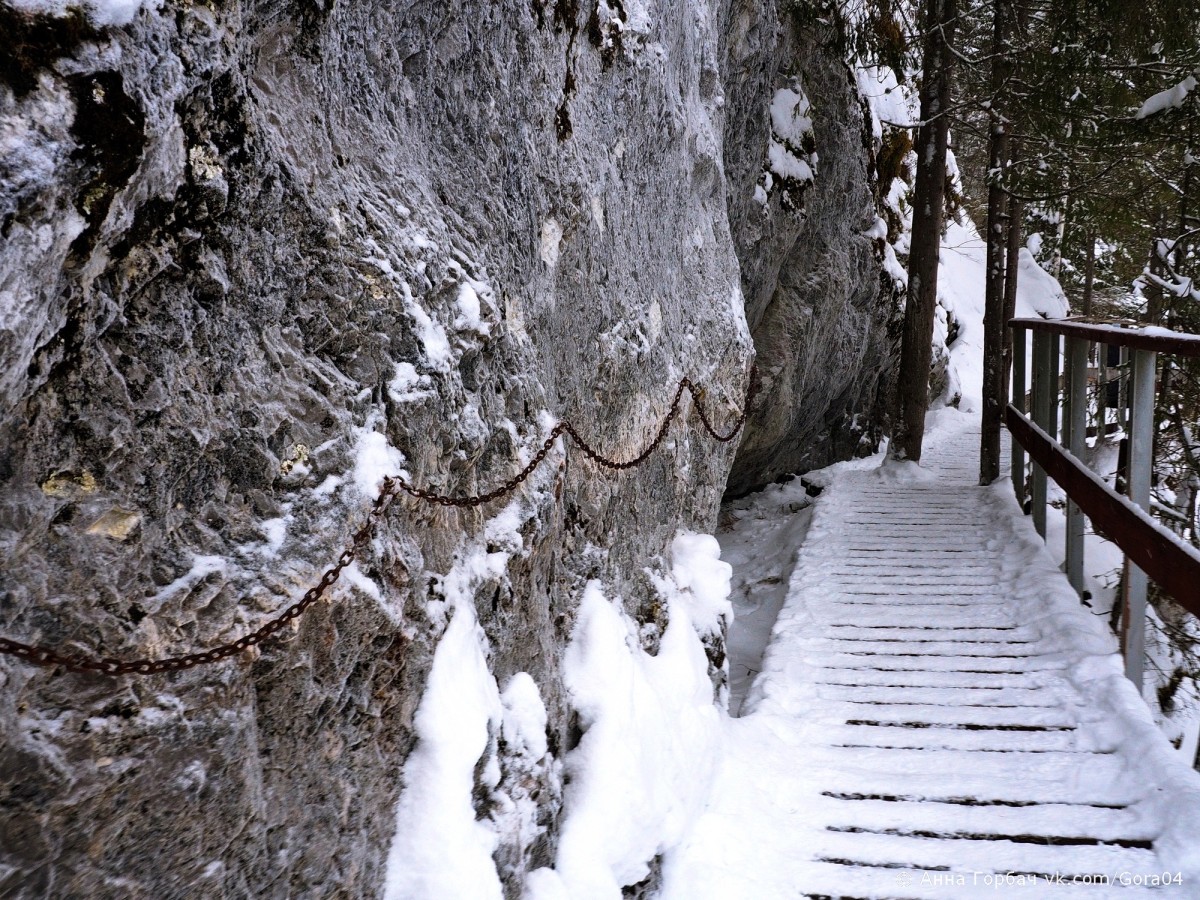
[1113,348,1123,434]
[1049,333,1061,441]
[1065,336,1088,594]
[1122,347,1157,690]
[1011,325,1027,503]
[1031,330,1052,537]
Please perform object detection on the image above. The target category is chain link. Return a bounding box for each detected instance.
[1,365,757,677]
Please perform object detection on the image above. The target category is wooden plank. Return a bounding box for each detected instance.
[1006,404,1200,615]
[1011,317,1200,357]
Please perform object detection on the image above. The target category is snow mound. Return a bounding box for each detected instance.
[383,603,505,900]
[530,580,724,898]
[1015,248,1070,318]
[666,532,733,637]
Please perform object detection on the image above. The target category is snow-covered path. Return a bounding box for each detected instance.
[664,412,1200,899]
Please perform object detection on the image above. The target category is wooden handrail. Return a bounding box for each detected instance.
[1006,405,1200,616]
[1010,317,1200,357]
[1007,318,1200,687]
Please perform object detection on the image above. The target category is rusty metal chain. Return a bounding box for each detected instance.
[394,365,760,506]
[1,365,757,676]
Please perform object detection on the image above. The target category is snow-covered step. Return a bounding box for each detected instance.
[812,668,1062,690]
[809,768,1143,808]
[813,617,1020,631]
[824,523,987,533]
[822,652,1056,668]
[820,628,1036,643]
[821,576,1004,589]
[807,746,1127,783]
[808,637,1044,656]
[823,722,1098,752]
[789,860,1189,899]
[823,587,1006,595]
[817,796,1151,842]
[810,652,1067,674]
[832,569,1003,578]
[813,604,1016,617]
[823,556,1001,565]
[820,547,998,554]
[819,555,1003,565]
[819,645,1058,661]
[815,683,1062,706]
[810,833,1161,890]
[823,704,1077,730]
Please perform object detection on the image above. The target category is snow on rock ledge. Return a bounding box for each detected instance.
[5,0,155,26]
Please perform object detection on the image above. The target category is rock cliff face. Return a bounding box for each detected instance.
[722,2,897,496]
[0,1,888,896]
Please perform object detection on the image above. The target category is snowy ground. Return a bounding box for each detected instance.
[718,480,815,717]
[662,411,1200,899]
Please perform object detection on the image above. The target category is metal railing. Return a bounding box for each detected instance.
[1007,317,1200,689]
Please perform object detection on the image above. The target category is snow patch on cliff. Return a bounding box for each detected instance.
[351,423,406,501]
[388,362,433,403]
[764,81,818,190]
[403,283,453,371]
[0,77,89,410]
[591,0,656,59]
[145,554,226,608]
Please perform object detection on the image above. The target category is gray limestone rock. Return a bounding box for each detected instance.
[722,2,898,496]
[0,0,892,896]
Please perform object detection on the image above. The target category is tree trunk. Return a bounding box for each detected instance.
[1082,229,1096,317]
[1002,180,1023,403]
[980,0,1012,484]
[1146,213,1167,325]
[893,0,959,462]
[1081,229,1100,436]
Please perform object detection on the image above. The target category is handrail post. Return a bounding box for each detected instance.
[1031,330,1052,537]
[1049,332,1061,442]
[1065,335,1088,594]
[1113,345,1123,434]
[1122,347,1157,689]
[1011,324,1027,502]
